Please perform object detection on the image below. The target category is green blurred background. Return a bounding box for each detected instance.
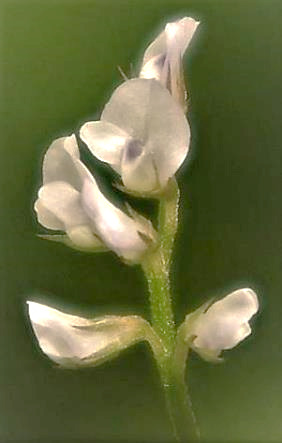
[1,0,282,441]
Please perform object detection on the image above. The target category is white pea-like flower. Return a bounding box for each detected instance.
[27,301,150,368]
[139,17,200,109]
[184,288,259,362]
[34,134,155,263]
[80,78,190,194]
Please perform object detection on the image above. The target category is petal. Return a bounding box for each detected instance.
[27,301,148,368]
[165,18,199,107]
[140,53,166,81]
[192,288,259,355]
[37,181,90,230]
[121,143,158,192]
[42,135,83,190]
[66,225,104,250]
[34,198,64,230]
[81,179,151,262]
[140,17,199,82]
[39,230,106,252]
[165,17,200,58]
[80,121,131,173]
[102,78,190,191]
[203,288,259,323]
[141,29,166,67]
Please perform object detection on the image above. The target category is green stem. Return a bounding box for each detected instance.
[142,179,198,442]
[171,324,200,441]
[158,178,180,267]
[163,377,199,443]
[142,179,180,355]
[142,251,175,357]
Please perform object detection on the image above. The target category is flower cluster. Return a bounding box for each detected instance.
[35,17,199,264]
[28,17,259,374]
[34,134,156,263]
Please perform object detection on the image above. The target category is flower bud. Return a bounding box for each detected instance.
[27,301,151,368]
[139,17,200,109]
[182,288,259,362]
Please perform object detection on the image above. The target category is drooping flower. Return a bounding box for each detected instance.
[80,78,190,194]
[34,134,155,263]
[183,288,259,362]
[139,17,200,109]
[27,301,151,368]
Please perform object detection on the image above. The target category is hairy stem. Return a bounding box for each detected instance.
[142,179,198,442]
[158,178,180,267]
[141,179,180,355]
[171,324,200,441]
[142,251,175,358]
[162,377,199,443]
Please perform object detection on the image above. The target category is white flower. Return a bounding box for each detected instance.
[185,288,259,361]
[34,134,155,262]
[27,301,150,368]
[80,78,190,194]
[139,17,200,109]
